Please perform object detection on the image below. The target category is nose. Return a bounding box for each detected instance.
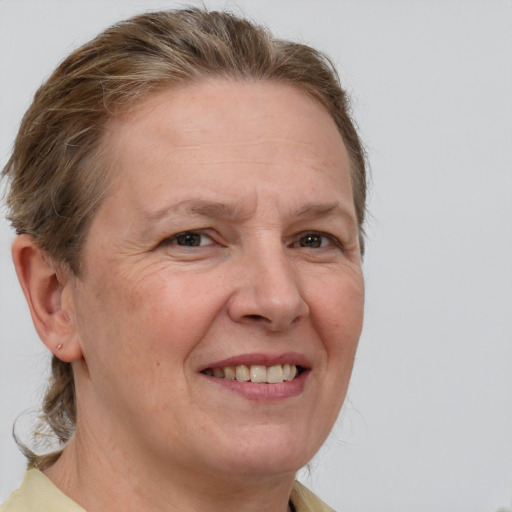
[227,245,309,332]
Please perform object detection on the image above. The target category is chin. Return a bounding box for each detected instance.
[222,452,308,479]
[212,424,322,478]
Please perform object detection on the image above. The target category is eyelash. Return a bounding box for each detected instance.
[161,230,342,251]
[164,231,215,247]
[290,231,342,250]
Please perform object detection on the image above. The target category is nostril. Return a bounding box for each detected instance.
[246,314,267,321]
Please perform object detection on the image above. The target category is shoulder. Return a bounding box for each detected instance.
[1,476,27,512]
[1,469,85,512]
[1,488,24,512]
[290,481,336,512]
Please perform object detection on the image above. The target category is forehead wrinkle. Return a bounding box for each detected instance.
[142,137,341,167]
[157,137,326,152]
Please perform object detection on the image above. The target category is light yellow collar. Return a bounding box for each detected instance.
[2,469,334,512]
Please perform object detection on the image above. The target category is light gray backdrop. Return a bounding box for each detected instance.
[1,1,511,511]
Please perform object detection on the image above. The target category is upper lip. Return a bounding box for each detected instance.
[199,352,311,371]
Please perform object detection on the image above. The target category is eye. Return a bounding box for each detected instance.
[293,232,340,250]
[299,233,326,248]
[168,231,214,247]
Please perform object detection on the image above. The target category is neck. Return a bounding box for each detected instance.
[44,427,296,512]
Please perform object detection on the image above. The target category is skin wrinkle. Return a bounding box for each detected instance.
[130,137,327,151]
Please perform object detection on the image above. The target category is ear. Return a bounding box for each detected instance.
[11,234,83,363]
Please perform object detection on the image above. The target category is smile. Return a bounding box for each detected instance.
[201,364,304,384]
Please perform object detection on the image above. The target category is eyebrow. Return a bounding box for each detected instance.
[295,202,357,228]
[143,199,249,223]
[144,199,357,227]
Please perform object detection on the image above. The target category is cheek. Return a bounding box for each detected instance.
[84,265,225,362]
[313,271,364,335]
[310,272,364,372]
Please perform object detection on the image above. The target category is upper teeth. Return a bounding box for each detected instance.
[203,364,298,384]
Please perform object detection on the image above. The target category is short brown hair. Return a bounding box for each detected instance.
[3,7,367,467]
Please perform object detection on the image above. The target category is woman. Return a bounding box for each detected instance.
[1,7,366,512]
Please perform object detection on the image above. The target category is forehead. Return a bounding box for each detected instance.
[100,79,353,216]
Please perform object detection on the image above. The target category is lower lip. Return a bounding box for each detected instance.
[202,371,308,402]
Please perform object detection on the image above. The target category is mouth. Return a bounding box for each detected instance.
[201,364,305,384]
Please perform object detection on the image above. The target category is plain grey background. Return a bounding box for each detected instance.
[1,1,511,511]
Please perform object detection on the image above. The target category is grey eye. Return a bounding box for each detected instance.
[175,233,203,246]
[299,234,324,248]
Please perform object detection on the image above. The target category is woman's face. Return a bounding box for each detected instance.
[68,80,364,479]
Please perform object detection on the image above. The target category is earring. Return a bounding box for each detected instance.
[57,343,63,351]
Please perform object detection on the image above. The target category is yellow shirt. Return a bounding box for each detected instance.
[1,469,335,512]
